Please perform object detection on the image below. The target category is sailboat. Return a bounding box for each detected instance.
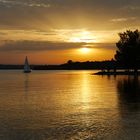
[24,56,31,73]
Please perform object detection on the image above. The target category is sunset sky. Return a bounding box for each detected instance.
[0,0,140,64]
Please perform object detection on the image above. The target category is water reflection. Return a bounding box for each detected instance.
[116,76,140,139]
[117,76,140,113]
[0,71,140,139]
[81,74,91,110]
[117,76,140,104]
[24,74,29,95]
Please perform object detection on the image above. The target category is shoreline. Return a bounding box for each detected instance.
[94,71,140,75]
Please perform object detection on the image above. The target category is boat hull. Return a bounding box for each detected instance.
[24,70,32,73]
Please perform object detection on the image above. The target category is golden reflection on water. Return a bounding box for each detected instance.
[81,73,91,110]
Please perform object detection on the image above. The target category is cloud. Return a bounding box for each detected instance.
[0,0,51,8]
[0,0,139,31]
[0,31,7,35]
[0,0,140,33]
[122,5,140,11]
[83,43,115,50]
[0,40,85,52]
[110,17,137,22]
[0,40,115,52]
[0,28,119,44]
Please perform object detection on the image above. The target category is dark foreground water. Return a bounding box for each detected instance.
[0,70,140,140]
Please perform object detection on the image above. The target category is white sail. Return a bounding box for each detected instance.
[24,56,31,73]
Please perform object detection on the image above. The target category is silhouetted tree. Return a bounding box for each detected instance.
[115,30,140,73]
[67,60,73,64]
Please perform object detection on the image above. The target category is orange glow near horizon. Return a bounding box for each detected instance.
[0,47,115,64]
[0,29,117,64]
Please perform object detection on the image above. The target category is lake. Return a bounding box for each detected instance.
[0,70,140,140]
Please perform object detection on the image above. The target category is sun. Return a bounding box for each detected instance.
[79,47,90,54]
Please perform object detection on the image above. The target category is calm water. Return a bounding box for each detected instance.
[0,70,140,140]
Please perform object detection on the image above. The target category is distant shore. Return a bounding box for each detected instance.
[0,60,121,70]
[94,71,140,75]
[0,60,140,75]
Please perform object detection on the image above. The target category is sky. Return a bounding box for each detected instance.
[0,0,140,64]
